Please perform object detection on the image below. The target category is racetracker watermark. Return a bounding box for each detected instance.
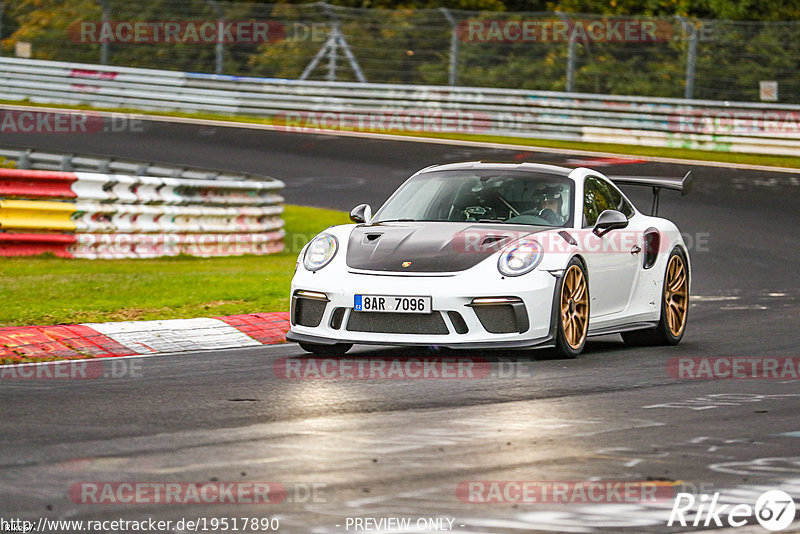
[69,482,327,504]
[68,21,285,43]
[285,231,710,255]
[273,110,491,134]
[0,359,141,380]
[457,481,676,504]
[2,517,279,533]
[450,229,709,254]
[671,110,800,134]
[667,357,800,380]
[0,110,144,134]
[458,18,674,43]
[75,233,284,257]
[668,489,795,530]
[274,357,535,380]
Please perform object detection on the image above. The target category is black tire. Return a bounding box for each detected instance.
[553,257,590,359]
[623,248,689,347]
[298,342,353,356]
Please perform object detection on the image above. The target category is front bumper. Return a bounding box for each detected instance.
[287,267,559,349]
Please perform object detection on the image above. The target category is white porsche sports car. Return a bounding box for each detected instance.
[287,162,691,358]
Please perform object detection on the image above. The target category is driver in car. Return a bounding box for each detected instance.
[529,186,564,225]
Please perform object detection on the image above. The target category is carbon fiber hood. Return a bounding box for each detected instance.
[345,222,547,273]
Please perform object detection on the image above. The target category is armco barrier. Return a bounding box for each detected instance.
[0,232,75,258]
[2,57,800,156]
[71,204,283,234]
[0,168,78,198]
[0,199,77,231]
[0,167,285,259]
[0,147,264,180]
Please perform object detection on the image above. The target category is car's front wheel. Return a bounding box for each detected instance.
[623,248,689,346]
[298,342,353,356]
[553,258,590,359]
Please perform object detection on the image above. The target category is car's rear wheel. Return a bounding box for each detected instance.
[554,258,590,359]
[298,342,353,356]
[623,248,689,346]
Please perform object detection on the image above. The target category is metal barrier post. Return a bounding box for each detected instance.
[439,8,459,86]
[680,17,699,100]
[98,0,110,65]
[0,0,4,58]
[205,0,225,75]
[557,12,576,92]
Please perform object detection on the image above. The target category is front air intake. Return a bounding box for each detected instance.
[468,297,529,334]
[291,291,328,327]
[346,312,448,335]
[448,311,469,334]
[473,305,518,334]
[330,307,346,329]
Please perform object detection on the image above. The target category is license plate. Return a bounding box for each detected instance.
[354,295,431,314]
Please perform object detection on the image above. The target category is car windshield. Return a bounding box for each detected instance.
[373,169,574,227]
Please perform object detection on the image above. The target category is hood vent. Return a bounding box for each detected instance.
[482,235,510,247]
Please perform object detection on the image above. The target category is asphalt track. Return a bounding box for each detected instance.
[2,118,800,533]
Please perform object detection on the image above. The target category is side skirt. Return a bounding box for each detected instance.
[587,321,659,337]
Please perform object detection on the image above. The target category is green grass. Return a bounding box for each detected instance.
[0,205,350,327]
[4,98,800,170]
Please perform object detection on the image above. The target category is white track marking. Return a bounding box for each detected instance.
[83,318,261,354]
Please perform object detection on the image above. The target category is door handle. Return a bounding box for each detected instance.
[631,245,642,255]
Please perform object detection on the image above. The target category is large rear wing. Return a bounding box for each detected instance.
[610,171,692,216]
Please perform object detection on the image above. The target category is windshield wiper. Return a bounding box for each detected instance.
[477,218,506,223]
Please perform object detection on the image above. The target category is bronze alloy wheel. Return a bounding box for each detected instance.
[664,254,689,337]
[622,248,689,347]
[561,264,589,350]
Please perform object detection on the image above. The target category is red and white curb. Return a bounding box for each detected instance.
[0,312,289,362]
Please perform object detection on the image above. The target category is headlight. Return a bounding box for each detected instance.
[498,238,543,277]
[303,234,338,271]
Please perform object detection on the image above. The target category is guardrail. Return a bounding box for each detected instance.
[0,156,286,259]
[2,57,800,156]
[0,146,270,180]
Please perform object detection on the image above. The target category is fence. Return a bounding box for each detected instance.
[2,57,800,156]
[0,153,285,259]
[1,1,799,102]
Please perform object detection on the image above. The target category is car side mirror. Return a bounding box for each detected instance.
[592,209,628,237]
[349,203,372,224]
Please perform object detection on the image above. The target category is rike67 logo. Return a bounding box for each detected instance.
[669,490,796,531]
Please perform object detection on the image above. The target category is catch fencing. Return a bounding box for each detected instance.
[2,2,799,102]
[2,57,800,156]
[0,156,285,259]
